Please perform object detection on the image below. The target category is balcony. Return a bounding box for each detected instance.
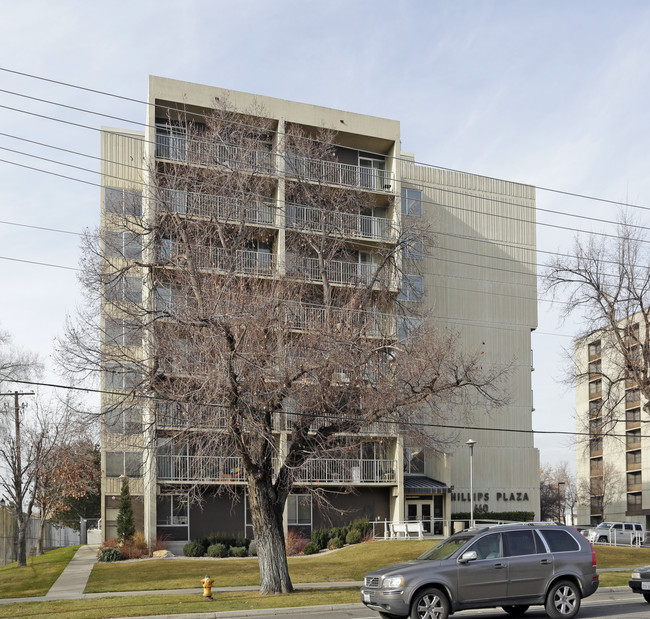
[157,455,245,482]
[289,458,396,484]
[158,188,275,226]
[286,253,389,287]
[286,155,395,193]
[161,243,276,276]
[156,403,228,429]
[283,300,396,339]
[155,125,274,173]
[286,203,394,242]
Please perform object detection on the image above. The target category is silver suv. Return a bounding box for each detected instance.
[584,521,645,545]
[361,522,599,619]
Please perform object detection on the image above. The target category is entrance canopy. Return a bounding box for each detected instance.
[404,476,450,495]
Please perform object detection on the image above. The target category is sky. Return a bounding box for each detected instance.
[2,0,650,474]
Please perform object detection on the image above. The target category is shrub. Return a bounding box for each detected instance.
[286,529,308,556]
[204,533,251,551]
[99,547,122,562]
[229,546,247,557]
[183,539,206,557]
[150,534,169,553]
[248,540,258,556]
[346,529,362,545]
[101,537,119,550]
[303,541,320,555]
[327,536,344,550]
[310,527,330,551]
[207,543,228,558]
[352,518,371,538]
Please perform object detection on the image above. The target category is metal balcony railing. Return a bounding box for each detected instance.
[161,243,276,276]
[156,403,229,429]
[282,300,396,338]
[285,203,394,241]
[157,455,244,482]
[288,458,396,483]
[286,155,395,193]
[156,125,274,173]
[286,253,388,286]
[158,188,275,226]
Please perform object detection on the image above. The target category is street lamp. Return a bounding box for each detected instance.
[558,481,566,524]
[0,498,6,567]
[466,439,477,528]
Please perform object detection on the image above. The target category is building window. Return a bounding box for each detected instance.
[157,495,189,525]
[105,451,143,477]
[627,408,641,423]
[589,399,602,416]
[589,438,602,453]
[627,471,642,487]
[590,458,603,475]
[589,380,602,397]
[104,187,142,216]
[104,363,141,391]
[287,494,311,526]
[626,388,640,403]
[626,430,641,449]
[403,446,425,475]
[627,492,642,506]
[401,188,422,216]
[398,274,424,302]
[104,317,142,347]
[588,360,601,376]
[627,450,642,465]
[105,274,142,304]
[104,406,142,434]
[588,340,601,358]
[398,316,422,341]
[104,231,142,260]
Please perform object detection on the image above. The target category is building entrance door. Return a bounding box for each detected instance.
[406,496,443,535]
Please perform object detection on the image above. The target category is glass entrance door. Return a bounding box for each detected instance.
[406,500,432,534]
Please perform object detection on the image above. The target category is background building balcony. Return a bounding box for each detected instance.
[286,253,389,287]
[286,458,396,484]
[157,455,245,482]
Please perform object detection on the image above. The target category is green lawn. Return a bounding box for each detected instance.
[0,546,80,599]
[595,544,650,568]
[86,539,432,592]
[0,588,361,619]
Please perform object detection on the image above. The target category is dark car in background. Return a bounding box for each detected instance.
[361,522,599,619]
[629,565,650,603]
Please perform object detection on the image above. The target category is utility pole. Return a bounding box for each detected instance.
[1,391,35,566]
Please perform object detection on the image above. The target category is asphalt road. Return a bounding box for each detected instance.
[237,589,650,619]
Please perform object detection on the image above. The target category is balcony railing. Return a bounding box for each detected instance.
[286,203,394,242]
[156,125,274,173]
[156,404,229,429]
[286,253,388,286]
[158,188,275,226]
[286,155,394,193]
[289,458,396,484]
[283,300,396,338]
[161,243,276,276]
[157,455,244,482]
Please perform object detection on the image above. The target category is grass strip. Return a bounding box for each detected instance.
[0,588,360,619]
[0,546,80,599]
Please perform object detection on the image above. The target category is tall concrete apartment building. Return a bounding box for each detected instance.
[576,319,650,526]
[100,76,539,544]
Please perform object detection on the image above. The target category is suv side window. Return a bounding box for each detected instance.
[613,524,623,531]
[503,530,540,557]
[469,533,503,560]
[625,524,633,532]
[540,529,580,552]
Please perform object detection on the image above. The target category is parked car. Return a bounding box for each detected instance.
[361,522,599,619]
[629,565,650,603]
[584,521,645,545]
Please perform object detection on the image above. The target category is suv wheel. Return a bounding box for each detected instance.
[502,605,529,616]
[410,587,449,619]
[643,592,650,604]
[597,535,607,543]
[545,580,581,619]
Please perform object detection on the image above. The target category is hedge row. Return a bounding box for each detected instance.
[306,518,370,554]
[183,532,253,557]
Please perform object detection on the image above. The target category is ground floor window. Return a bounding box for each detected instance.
[287,494,312,526]
[157,495,189,525]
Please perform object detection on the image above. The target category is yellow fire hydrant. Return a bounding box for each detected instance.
[201,574,214,599]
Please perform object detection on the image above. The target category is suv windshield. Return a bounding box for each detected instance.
[418,534,473,561]
[595,522,612,529]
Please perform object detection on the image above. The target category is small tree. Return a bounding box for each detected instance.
[116,477,135,543]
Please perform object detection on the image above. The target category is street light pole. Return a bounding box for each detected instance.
[466,439,477,528]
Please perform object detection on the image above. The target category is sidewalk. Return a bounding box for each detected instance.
[44,544,101,599]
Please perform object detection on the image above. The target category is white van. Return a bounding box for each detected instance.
[585,521,645,545]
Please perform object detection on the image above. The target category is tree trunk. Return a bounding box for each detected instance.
[16,511,27,567]
[37,515,47,555]
[248,478,293,594]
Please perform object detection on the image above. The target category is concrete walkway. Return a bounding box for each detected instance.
[45,544,100,598]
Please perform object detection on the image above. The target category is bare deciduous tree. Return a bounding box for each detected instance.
[577,460,624,523]
[544,217,650,430]
[59,107,512,593]
[539,461,576,523]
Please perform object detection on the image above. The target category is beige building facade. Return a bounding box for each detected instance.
[100,76,539,545]
[576,320,650,526]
